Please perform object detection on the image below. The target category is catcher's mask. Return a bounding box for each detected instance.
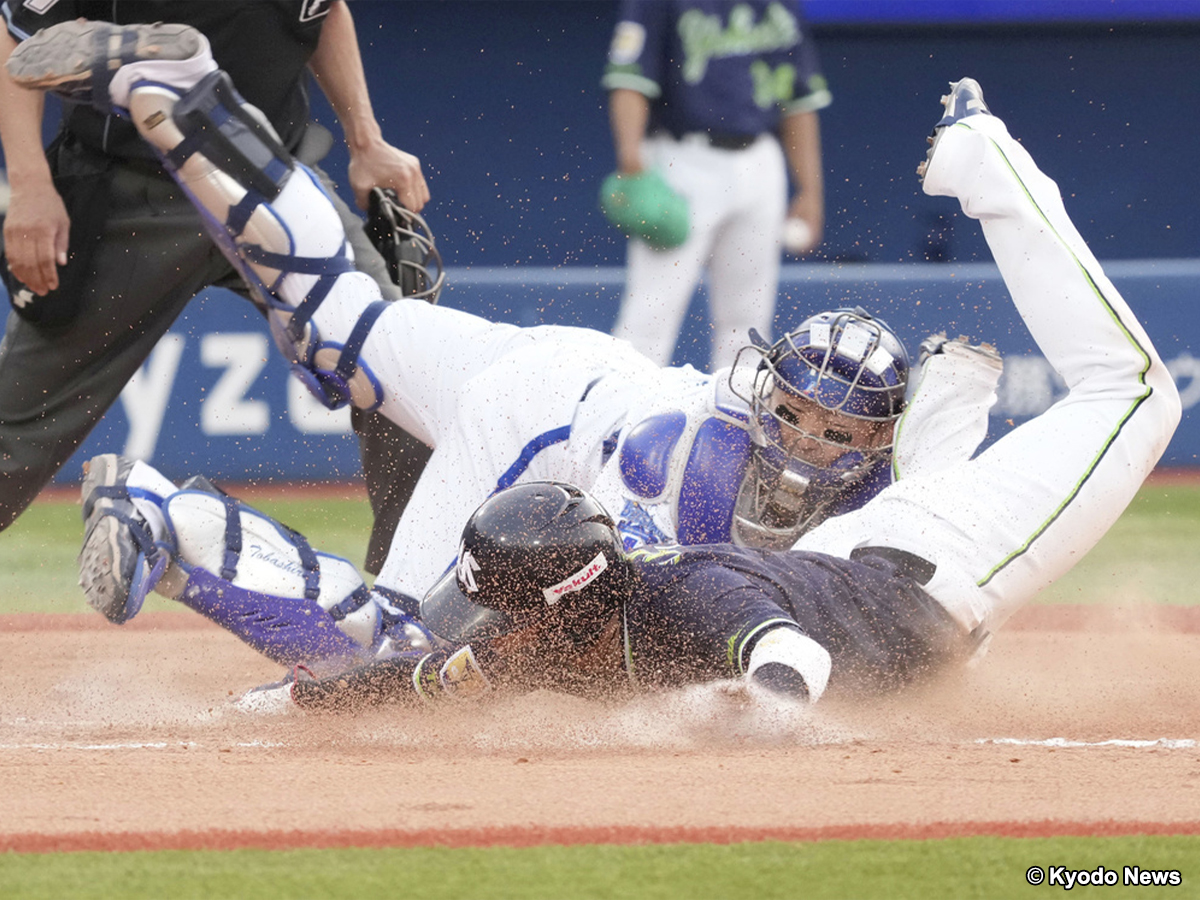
[366,187,445,303]
[420,482,635,648]
[729,307,909,549]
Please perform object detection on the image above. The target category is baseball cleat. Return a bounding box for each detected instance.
[916,77,993,182]
[78,454,163,624]
[5,19,204,101]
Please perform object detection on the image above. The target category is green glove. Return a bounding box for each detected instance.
[599,169,690,250]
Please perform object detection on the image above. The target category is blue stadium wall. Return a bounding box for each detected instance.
[1,2,1197,483]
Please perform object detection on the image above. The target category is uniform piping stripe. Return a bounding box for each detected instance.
[2,2,33,41]
[969,125,1155,588]
[600,71,662,99]
[493,425,572,493]
[621,604,637,683]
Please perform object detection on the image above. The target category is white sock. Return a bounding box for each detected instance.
[108,33,217,108]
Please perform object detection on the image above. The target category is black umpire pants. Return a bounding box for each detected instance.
[0,134,431,573]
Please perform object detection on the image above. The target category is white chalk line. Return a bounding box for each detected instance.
[0,736,1194,752]
[0,739,285,751]
[975,737,1196,749]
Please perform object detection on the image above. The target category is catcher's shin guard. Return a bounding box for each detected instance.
[162,490,391,668]
[177,567,368,669]
[126,70,387,411]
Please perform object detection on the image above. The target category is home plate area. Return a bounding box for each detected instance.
[1,605,1198,851]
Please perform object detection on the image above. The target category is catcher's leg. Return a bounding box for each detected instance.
[78,453,432,669]
[157,487,431,670]
[8,20,389,412]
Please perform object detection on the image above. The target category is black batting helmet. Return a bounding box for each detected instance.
[420,482,634,646]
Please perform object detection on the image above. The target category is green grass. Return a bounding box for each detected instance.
[4,482,1198,616]
[1,835,1198,899]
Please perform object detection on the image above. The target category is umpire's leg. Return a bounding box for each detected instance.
[0,155,231,533]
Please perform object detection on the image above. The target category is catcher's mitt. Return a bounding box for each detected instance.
[366,187,445,303]
[599,169,690,250]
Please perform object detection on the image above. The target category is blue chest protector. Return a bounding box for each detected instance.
[618,404,894,548]
[618,408,753,546]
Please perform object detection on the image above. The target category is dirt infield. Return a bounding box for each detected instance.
[3,604,1199,853]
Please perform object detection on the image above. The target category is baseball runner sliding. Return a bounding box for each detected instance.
[5,23,1180,708]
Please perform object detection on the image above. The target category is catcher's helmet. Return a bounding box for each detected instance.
[366,187,445,303]
[420,482,634,646]
[730,307,910,548]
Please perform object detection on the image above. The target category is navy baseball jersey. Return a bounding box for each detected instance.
[602,0,831,139]
[621,543,969,693]
[289,540,972,711]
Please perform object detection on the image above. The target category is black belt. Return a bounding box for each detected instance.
[850,546,937,586]
[667,131,759,151]
[704,132,758,150]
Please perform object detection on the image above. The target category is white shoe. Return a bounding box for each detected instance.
[78,454,162,624]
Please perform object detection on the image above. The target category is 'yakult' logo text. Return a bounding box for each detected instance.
[542,552,608,605]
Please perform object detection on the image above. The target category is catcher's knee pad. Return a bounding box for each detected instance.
[161,490,386,668]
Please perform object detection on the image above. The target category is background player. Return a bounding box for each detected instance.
[7,23,997,628]
[0,2,431,576]
[243,77,1183,713]
[601,0,830,369]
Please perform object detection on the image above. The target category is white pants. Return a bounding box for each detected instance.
[359,309,667,598]
[611,133,787,370]
[794,114,1181,635]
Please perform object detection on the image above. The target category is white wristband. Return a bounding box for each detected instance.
[746,626,832,703]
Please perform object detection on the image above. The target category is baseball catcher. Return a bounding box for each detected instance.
[8,21,1003,629]
[257,77,1184,712]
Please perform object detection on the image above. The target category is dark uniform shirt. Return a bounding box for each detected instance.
[290,541,972,711]
[4,0,330,158]
[601,0,831,140]
[623,543,969,694]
